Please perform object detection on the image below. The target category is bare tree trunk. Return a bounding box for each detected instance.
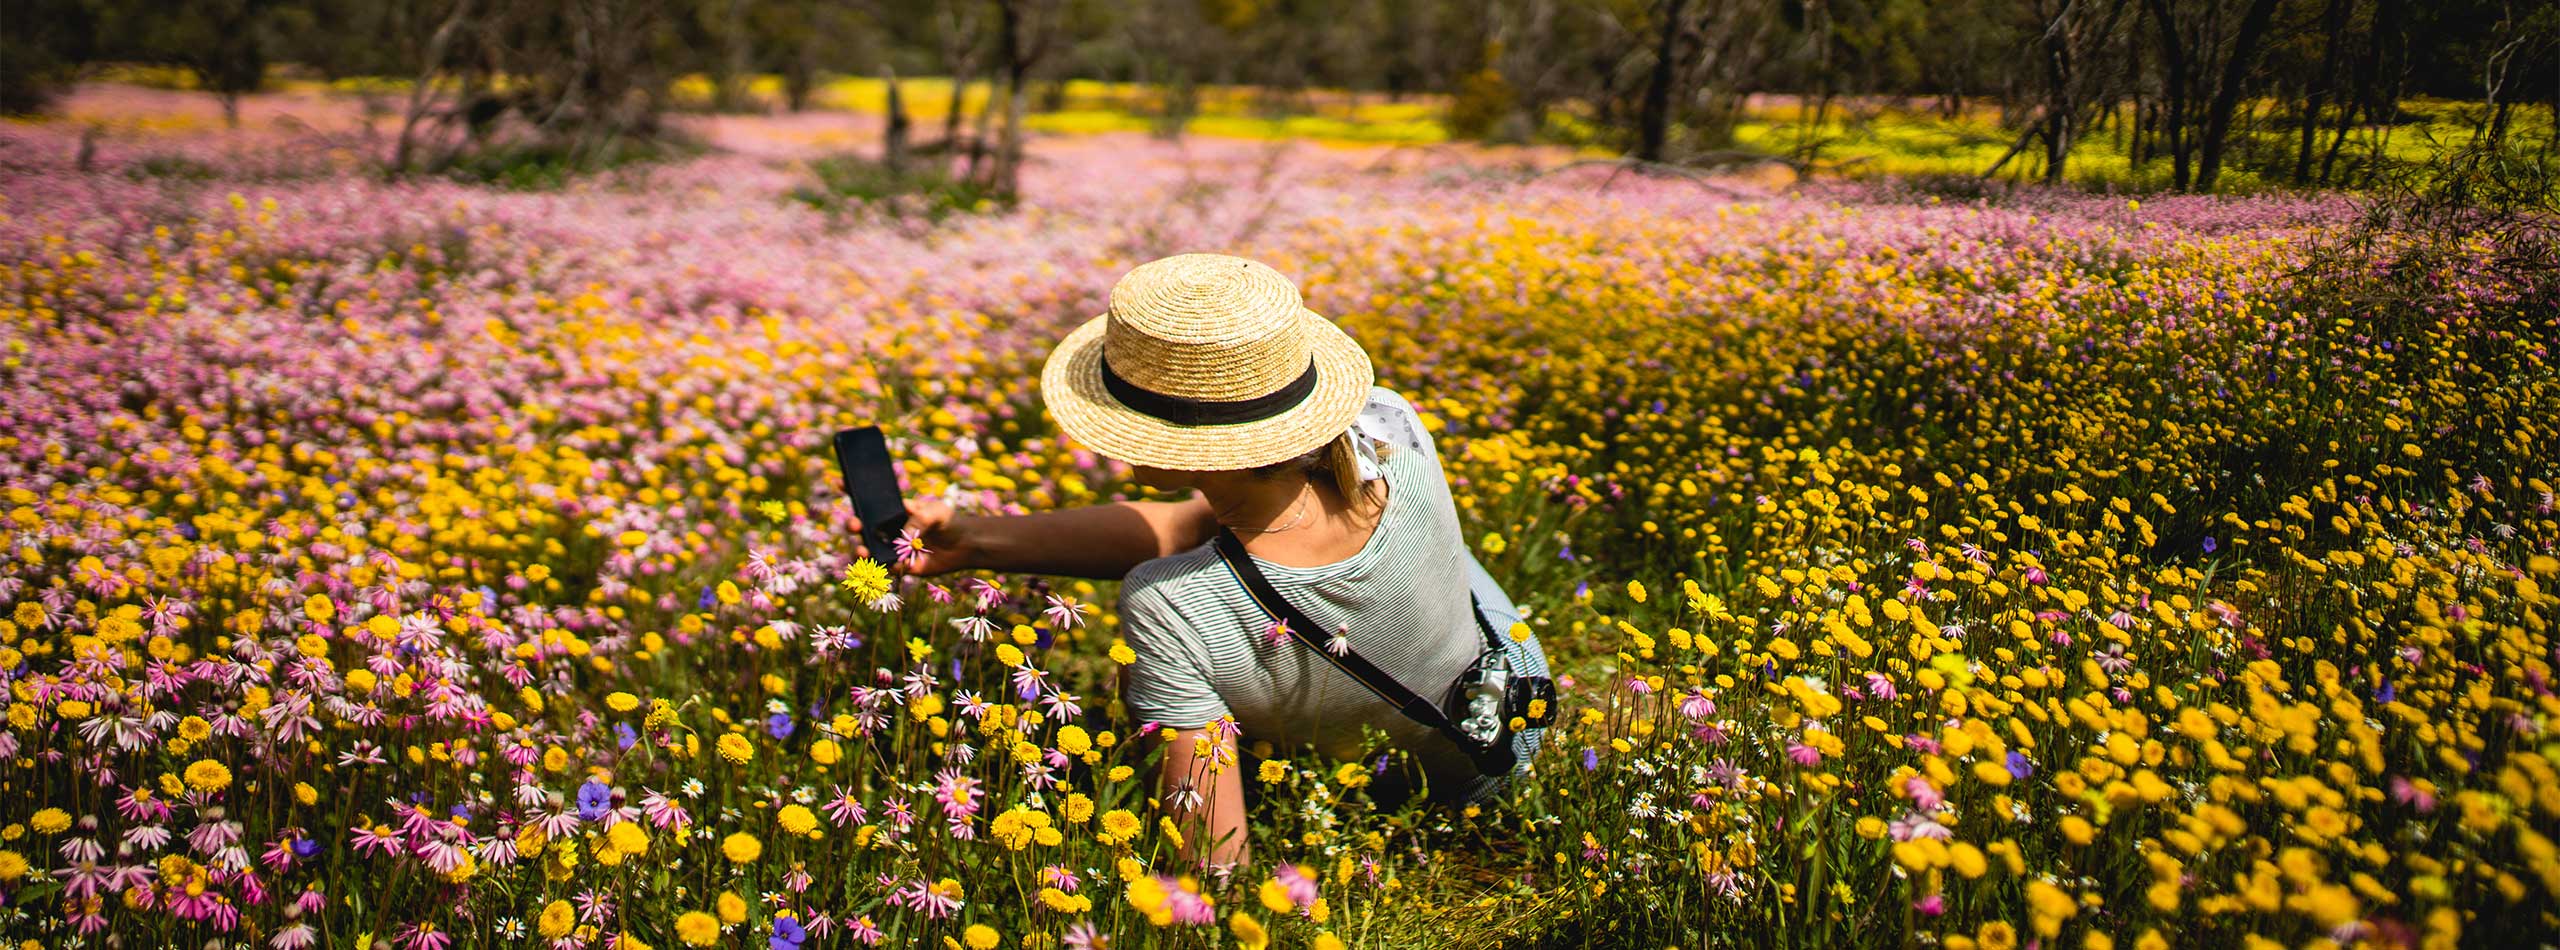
[2141,0,2191,189]
[1982,122,2043,179]
[2132,97,2149,166]
[1158,74,1197,140]
[998,73,1026,195]
[2478,18,2530,150]
[716,0,751,112]
[943,75,971,151]
[2324,0,2395,183]
[882,67,909,173]
[2293,0,2347,182]
[1636,0,1687,162]
[782,49,815,112]
[2548,66,2560,159]
[936,5,980,151]
[2128,21,2150,168]
[2318,95,2357,184]
[394,0,477,175]
[990,0,1034,197]
[964,89,994,182]
[1795,89,1833,166]
[2195,0,2281,190]
[2039,0,2073,185]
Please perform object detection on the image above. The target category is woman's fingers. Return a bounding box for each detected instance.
[891,498,967,576]
[905,497,954,531]
[843,507,871,561]
[845,497,944,561]
[847,497,972,576]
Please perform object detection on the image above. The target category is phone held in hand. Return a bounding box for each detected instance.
[831,426,909,563]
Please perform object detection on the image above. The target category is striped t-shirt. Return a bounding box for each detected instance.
[1118,386,1543,794]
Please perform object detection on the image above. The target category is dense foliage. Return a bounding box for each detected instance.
[11,0,2558,193]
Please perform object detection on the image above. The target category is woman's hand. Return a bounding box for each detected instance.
[849,498,976,576]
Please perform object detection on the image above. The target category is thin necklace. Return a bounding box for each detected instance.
[1226,485,1315,536]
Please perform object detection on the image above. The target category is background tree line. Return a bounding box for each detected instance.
[4,0,2553,193]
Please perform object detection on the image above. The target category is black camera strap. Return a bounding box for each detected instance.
[1209,527,1517,777]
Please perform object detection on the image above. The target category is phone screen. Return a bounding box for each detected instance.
[832,426,909,562]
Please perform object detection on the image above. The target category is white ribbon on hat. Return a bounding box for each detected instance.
[1346,391,1429,483]
[1349,422,1386,482]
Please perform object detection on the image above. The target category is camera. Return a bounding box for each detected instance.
[1443,650,1555,749]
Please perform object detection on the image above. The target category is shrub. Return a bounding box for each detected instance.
[789,155,1011,222]
[437,134,704,190]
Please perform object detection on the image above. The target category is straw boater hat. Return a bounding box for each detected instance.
[1041,253,1374,472]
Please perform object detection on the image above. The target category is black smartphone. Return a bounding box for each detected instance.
[831,426,909,563]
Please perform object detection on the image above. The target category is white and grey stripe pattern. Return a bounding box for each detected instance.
[1119,386,1549,799]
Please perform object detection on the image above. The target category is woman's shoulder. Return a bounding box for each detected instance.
[1116,545,1255,668]
[1119,545,1227,614]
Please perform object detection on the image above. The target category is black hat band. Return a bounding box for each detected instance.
[1099,352,1321,427]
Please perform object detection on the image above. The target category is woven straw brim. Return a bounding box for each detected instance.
[1040,309,1375,472]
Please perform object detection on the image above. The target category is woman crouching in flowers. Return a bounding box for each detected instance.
[852,253,1549,873]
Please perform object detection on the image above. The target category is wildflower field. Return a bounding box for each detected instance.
[3,87,2558,949]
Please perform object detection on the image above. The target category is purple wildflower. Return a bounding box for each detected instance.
[771,916,807,950]
[575,779,613,822]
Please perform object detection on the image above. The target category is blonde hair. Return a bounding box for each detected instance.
[1250,432,1386,517]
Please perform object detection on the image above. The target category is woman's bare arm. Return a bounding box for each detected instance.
[848,495,1217,581]
[1158,723,1251,872]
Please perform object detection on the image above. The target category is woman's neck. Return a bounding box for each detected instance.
[1201,476,1323,535]
[1199,475,1387,566]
